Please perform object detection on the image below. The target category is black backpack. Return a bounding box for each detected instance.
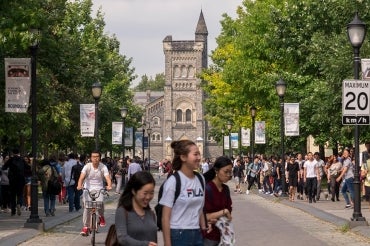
[154,171,204,231]
[71,162,83,184]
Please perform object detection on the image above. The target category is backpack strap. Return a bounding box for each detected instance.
[173,172,181,204]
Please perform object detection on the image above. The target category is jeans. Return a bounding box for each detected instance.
[67,185,82,212]
[263,175,273,193]
[171,229,203,246]
[42,191,56,215]
[306,177,317,201]
[274,178,281,193]
[341,177,354,205]
[115,175,123,193]
[9,183,24,214]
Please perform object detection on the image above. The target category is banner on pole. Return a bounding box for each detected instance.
[125,127,133,147]
[5,58,31,113]
[255,121,266,144]
[361,59,370,80]
[241,127,250,147]
[112,122,122,145]
[80,104,95,137]
[224,136,229,150]
[231,133,239,149]
[284,103,300,136]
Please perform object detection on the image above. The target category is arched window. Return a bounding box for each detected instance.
[176,109,182,122]
[153,117,160,126]
[181,65,187,77]
[174,65,180,78]
[186,109,192,122]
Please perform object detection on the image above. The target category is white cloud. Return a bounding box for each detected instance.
[92,0,241,85]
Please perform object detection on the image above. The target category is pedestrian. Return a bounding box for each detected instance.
[2,149,30,216]
[314,152,325,200]
[337,149,354,208]
[232,159,243,193]
[127,157,142,181]
[245,156,261,195]
[327,155,342,202]
[37,158,58,216]
[201,158,210,174]
[361,154,370,210]
[115,171,157,245]
[62,153,78,212]
[70,154,86,212]
[77,150,112,236]
[303,152,319,203]
[114,158,126,194]
[0,155,10,213]
[159,140,208,246]
[203,156,233,246]
[23,155,32,210]
[286,156,300,201]
[261,155,273,195]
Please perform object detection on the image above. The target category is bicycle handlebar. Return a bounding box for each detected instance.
[83,188,109,200]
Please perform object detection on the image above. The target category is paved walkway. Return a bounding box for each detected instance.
[1,183,370,245]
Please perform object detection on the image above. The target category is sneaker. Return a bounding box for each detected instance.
[345,204,352,209]
[80,226,89,236]
[51,210,55,216]
[16,205,21,216]
[99,216,106,227]
[246,190,250,195]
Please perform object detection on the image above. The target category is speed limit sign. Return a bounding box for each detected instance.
[342,79,370,125]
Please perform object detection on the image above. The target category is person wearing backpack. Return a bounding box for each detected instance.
[115,171,157,245]
[1,149,29,216]
[159,140,209,246]
[203,156,233,246]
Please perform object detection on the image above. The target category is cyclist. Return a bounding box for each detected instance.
[77,150,112,236]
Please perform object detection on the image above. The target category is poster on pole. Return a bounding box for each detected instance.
[361,59,370,80]
[241,128,250,147]
[5,58,31,113]
[112,122,122,145]
[125,127,133,147]
[284,103,300,136]
[224,136,229,150]
[80,104,95,137]
[231,133,239,149]
[255,121,266,144]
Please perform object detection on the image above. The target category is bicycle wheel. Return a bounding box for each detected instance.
[91,213,96,246]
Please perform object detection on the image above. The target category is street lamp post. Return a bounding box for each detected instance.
[347,12,367,223]
[91,82,102,150]
[276,78,287,197]
[25,28,43,230]
[250,106,257,159]
[120,107,128,158]
[142,120,146,161]
[147,127,152,172]
[227,121,232,159]
[222,129,225,156]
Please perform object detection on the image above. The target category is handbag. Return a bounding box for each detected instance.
[105,224,118,246]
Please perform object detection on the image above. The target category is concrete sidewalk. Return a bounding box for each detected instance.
[0,193,120,246]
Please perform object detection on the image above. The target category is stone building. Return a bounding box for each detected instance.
[134,11,222,162]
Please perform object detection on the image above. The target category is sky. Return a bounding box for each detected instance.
[91,0,242,86]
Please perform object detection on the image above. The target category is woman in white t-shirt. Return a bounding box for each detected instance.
[159,140,209,246]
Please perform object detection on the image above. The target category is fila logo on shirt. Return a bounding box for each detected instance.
[187,188,204,198]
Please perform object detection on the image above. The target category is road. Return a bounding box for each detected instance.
[19,178,370,246]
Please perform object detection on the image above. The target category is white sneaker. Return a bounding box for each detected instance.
[246,190,250,195]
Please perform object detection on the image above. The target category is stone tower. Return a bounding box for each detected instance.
[144,11,221,161]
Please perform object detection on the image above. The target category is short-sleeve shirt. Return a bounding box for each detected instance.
[343,158,354,179]
[81,162,109,202]
[159,171,205,229]
[304,160,318,178]
[361,160,370,187]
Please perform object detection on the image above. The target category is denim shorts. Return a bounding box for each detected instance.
[171,229,203,246]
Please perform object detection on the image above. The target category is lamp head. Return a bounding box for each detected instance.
[250,106,257,118]
[275,78,287,97]
[227,121,232,130]
[120,107,128,118]
[147,128,152,135]
[29,28,41,48]
[347,12,367,49]
[91,82,102,100]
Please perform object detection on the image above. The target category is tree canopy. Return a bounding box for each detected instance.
[202,0,370,156]
[0,0,141,156]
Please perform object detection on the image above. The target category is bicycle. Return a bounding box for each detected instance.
[83,188,109,246]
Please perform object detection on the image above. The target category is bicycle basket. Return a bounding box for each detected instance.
[85,201,104,209]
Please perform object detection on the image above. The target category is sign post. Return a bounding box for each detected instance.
[342,79,370,125]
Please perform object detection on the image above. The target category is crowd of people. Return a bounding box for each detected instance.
[2,141,370,245]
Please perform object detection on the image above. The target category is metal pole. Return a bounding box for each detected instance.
[95,98,99,150]
[352,46,365,221]
[148,133,151,173]
[251,117,255,159]
[122,118,125,158]
[222,131,225,156]
[142,128,145,160]
[229,131,232,159]
[25,44,43,228]
[280,96,287,197]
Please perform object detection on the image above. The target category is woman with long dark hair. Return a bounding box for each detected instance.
[159,140,208,246]
[203,156,233,246]
[115,171,157,245]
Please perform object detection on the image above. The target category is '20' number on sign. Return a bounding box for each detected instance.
[344,92,368,111]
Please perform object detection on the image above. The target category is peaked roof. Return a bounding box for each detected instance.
[195,10,208,35]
